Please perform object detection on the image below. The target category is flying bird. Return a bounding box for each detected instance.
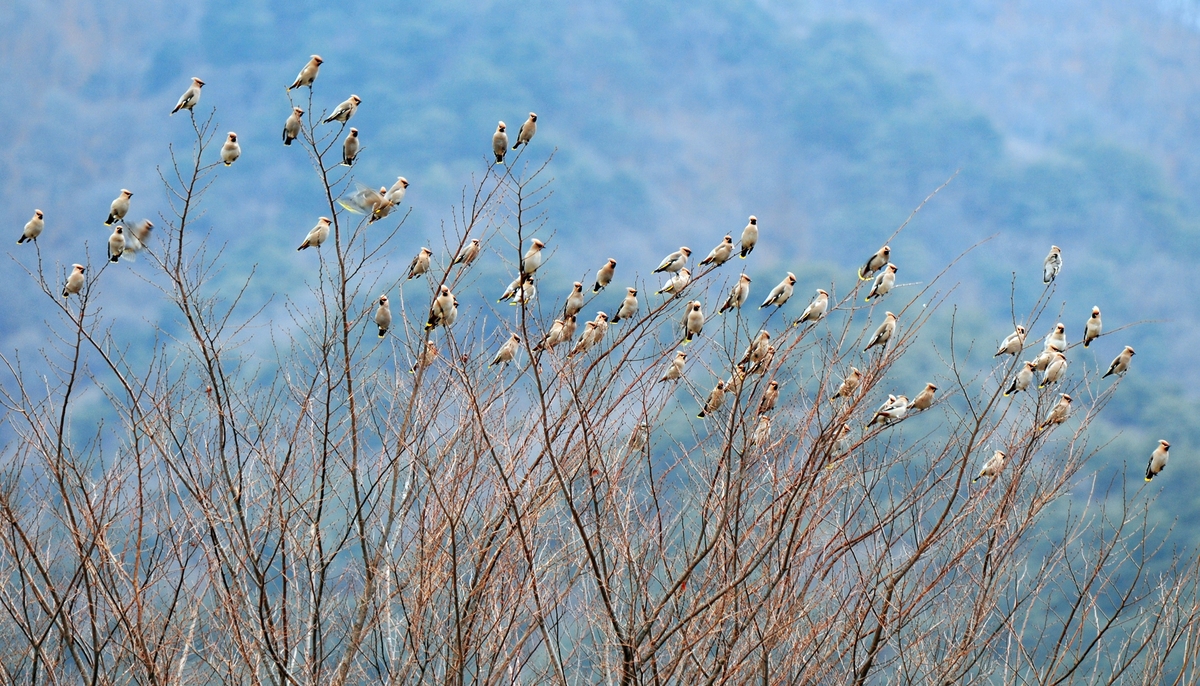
[859,245,891,280]
[288,55,323,90]
[18,209,43,244]
[374,295,392,338]
[1083,307,1102,348]
[759,272,796,309]
[700,236,734,267]
[338,184,393,222]
[297,217,331,250]
[221,132,240,166]
[1043,245,1062,284]
[1103,346,1135,378]
[170,77,205,115]
[122,220,153,259]
[1145,440,1171,481]
[324,95,361,124]
[342,128,359,166]
[740,216,758,258]
[493,122,508,164]
[513,113,537,150]
[105,189,132,225]
[593,259,617,293]
[719,274,751,314]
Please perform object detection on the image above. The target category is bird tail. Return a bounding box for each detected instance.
[297,243,308,251]
[697,411,706,418]
[284,137,293,146]
[378,329,386,338]
[16,236,25,244]
[224,161,232,167]
[972,476,980,484]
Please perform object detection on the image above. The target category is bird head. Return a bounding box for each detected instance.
[628,287,638,296]
[748,216,757,224]
[1016,325,1026,334]
[1055,323,1065,333]
[398,177,409,188]
[596,312,608,321]
[880,245,891,257]
[115,226,123,235]
[1051,245,1060,253]
[573,281,582,291]
[350,95,361,104]
[228,132,238,142]
[607,258,617,267]
[887,263,898,273]
[680,268,691,276]
[192,77,206,86]
[1160,440,1171,450]
[312,55,324,64]
[421,247,432,256]
[529,112,538,121]
[680,247,692,256]
[723,235,732,243]
[294,107,305,115]
[34,210,43,219]
[73,264,85,273]
[885,311,896,320]
[926,383,938,390]
[532,239,545,249]
[1091,306,1100,317]
[741,274,752,282]
[817,289,828,296]
[1126,346,1136,355]
[498,121,506,131]
[349,128,357,136]
[1062,394,1073,403]
[439,285,450,295]
[121,189,133,198]
[786,273,796,284]
[319,217,331,225]
[379,295,388,304]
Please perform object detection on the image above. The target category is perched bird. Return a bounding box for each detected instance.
[1039,352,1068,388]
[628,423,650,453]
[511,276,536,306]
[283,107,304,145]
[697,380,727,418]
[740,216,758,258]
[342,128,359,166]
[759,272,796,309]
[656,268,691,297]
[62,264,85,298]
[412,341,437,372]
[865,263,897,302]
[911,383,937,412]
[443,296,460,328]
[1044,323,1067,352]
[1145,440,1171,481]
[1103,346,1135,379]
[18,209,43,244]
[591,312,609,345]
[751,415,771,447]
[593,258,616,293]
[973,450,1007,484]
[452,238,480,267]
[338,185,393,223]
[498,275,523,302]
[659,351,687,382]
[492,122,508,164]
[1043,245,1062,284]
[564,282,585,318]
[571,321,599,356]
[757,380,780,414]
[995,326,1027,357]
[1004,361,1036,396]
[521,239,546,275]
[324,95,361,124]
[491,333,521,367]
[221,132,241,166]
[794,289,829,326]
[1031,348,1056,373]
[108,226,125,263]
[654,247,691,274]
[739,330,771,369]
[386,177,409,206]
[719,274,751,314]
[512,113,537,150]
[105,189,133,225]
[536,318,569,352]
[407,247,433,280]
[612,287,639,323]
[869,395,909,427]
[297,217,331,250]
[683,301,704,343]
[831,368,862,403]
[122,220,153,259]
[864,312,898,352]
[559,315,577,348]
[1083,307,1102,348]
[748,346,775,375]
[170,77,204,115]
[700,236,734,267]
[725,368,746,396]
[288,55,323,90]
[859,245,891,280]
[830,423,853,460]
[425,285,456,331]
[1039,393,1072,431]
[374,295,392,337]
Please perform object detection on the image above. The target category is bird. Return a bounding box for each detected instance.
[911,383,937,412]
[759,273,796,309]
[593,259,616,293]
[324,95,361,124]
[288,55,323,90]
[535,318,568,352]
[1031,348,1055,373]
[748,346,775,376]
[1039,393,1072,431]
[1083,307,1102,348]
[739,330,771,370]
[660,351,686,382]
[697,380,727,418]
[656,268,691,297]
[859,245,891,280]
[105,189,132,225]
[412,341,437,372]
[571,321,599,356]
[700,236,734,267]
[683,301,704,343]
[492,122,508,164]
[725,368,746,396]
[108,226,126,263]
[1044,323,1067,352]
[62,264,84,298]
[407,247,433,280]
[591,312,609,345]
[452,238,480,268]
[719,274,751,314]
[221,132,241,166]
[865,263,897,302]
[1103,346,1135,379]
[563,282,585,318]
[1043,245,1062,284]
[612,288,639,323]
[1004,361,1036,396]
[498,276,523,302]
[342,128,359,166]
[868,395,909,427]
[830,423,853,462]
[864,312,898,351]
[122,220,153,259]
[283,107,304,145]
[374,295,392,338]
[1145,440,1171,481]
[831,368,862,403]
[511,276,536,306]
[757,380,780,414]
[338,185,393,223]
[491,333,521,367]
[973,450,1007,483]
[513,113,537,150]
[751,416,772,447]
[297,217,331,250]
[654,247,691,274]
[794,289,829,326]
[740,216,758,258]
[521,239,546,275]
[18,209,43,244]
[170,77,204,115]
[628,423,650,453]
[386,177,409,206]
[995,326,1027,357]
[425,285,456,331]
[1038,352,1068,388]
